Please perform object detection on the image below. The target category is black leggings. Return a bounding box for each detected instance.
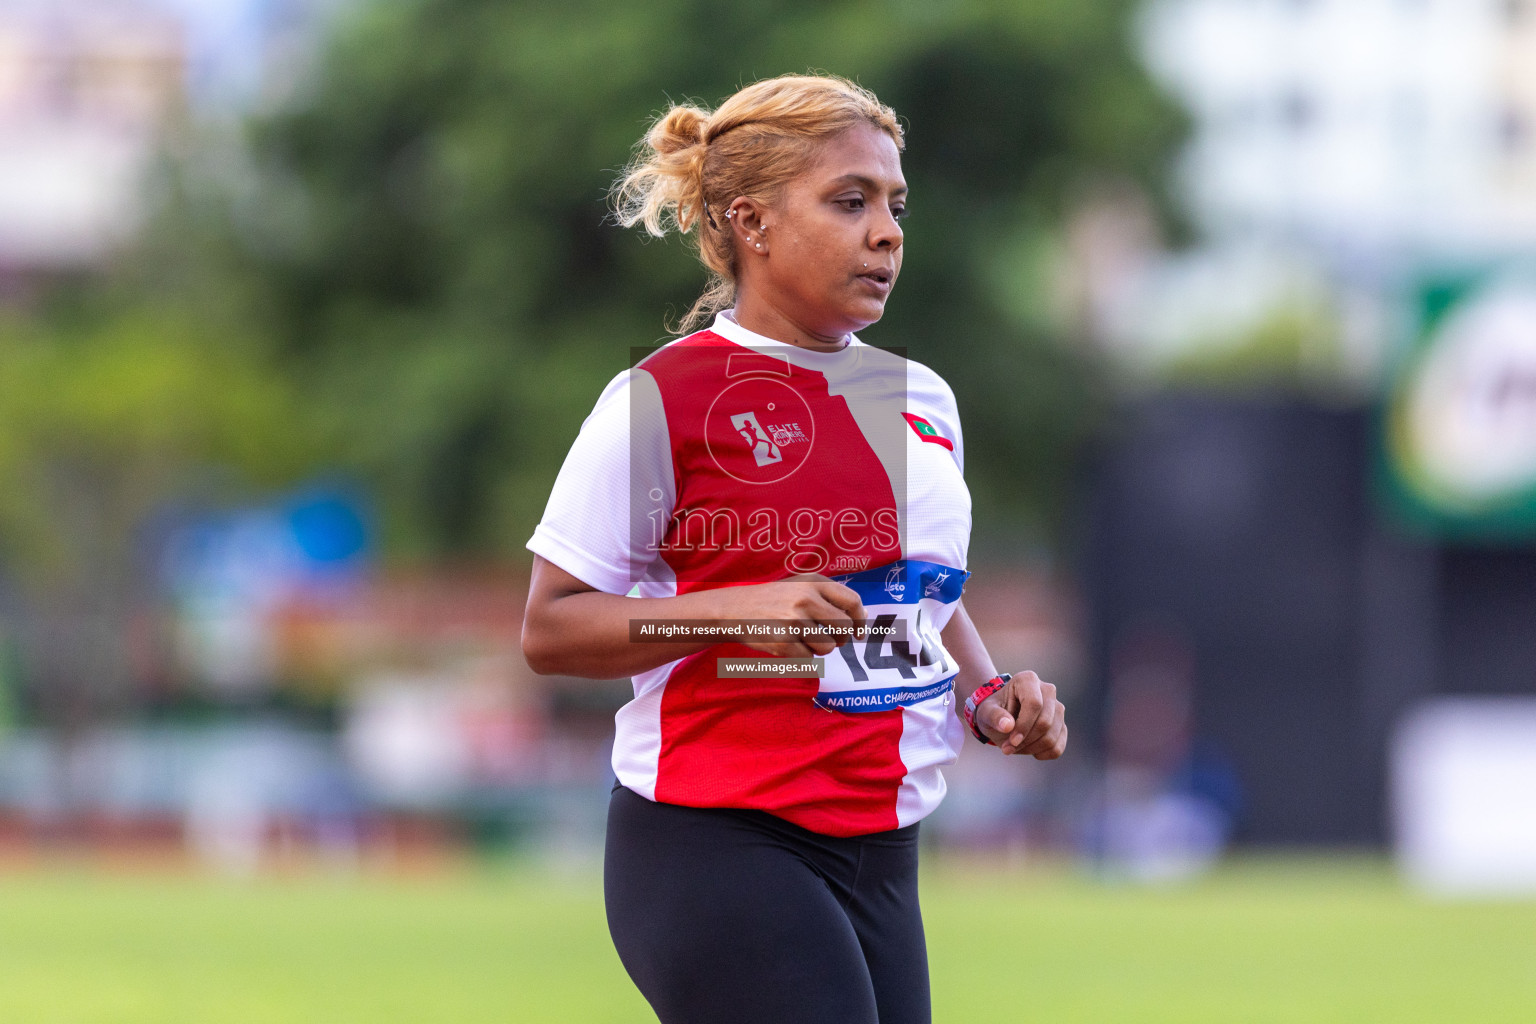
[603,783,930,1024]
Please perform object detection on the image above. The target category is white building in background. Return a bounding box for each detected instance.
[0,0,336,273]
[0,0,186,269]
[1141,0,1536,263]
[1092,0,1536,377]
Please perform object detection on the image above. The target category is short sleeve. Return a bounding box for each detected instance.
[907,361,964,477]
[526,367,675,595]
[940,377,964,477]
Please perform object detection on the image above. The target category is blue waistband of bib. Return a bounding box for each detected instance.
[830,558,969,606]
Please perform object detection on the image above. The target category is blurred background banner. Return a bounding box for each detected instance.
[1382,268,1536,539]
[0,0,1531,904]
[1393,696,1536,896]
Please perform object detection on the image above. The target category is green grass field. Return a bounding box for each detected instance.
[0,855,1531,1023]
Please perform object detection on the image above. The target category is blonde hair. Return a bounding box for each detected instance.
[613,74,904,333]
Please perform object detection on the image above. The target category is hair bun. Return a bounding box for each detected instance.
[648,105,710,156]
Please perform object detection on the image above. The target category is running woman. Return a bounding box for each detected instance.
[521,74,1067,1024]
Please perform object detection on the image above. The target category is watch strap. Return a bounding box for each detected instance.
[962,673,1012,745]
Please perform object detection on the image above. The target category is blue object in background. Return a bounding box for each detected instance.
[160,479,373,601]
[285,484,371,570]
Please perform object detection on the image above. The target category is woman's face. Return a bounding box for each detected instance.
[735,124,907,344]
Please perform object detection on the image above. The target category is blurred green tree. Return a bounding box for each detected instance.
[138,0,1184,561]
[0,310,313,732]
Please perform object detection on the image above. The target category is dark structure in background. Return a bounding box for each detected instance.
[1079,392,1536,846]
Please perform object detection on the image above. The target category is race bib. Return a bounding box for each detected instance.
[814,559,970,712]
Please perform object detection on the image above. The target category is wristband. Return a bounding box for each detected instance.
[962,673,1011,745]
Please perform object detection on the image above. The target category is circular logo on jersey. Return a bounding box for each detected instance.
[705,378,816,484]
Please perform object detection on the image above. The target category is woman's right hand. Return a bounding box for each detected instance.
[708,573,867,659]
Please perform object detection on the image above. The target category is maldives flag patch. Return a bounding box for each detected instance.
[902,412,953,451]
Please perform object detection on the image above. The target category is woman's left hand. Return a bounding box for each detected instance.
[974,670,1067,759]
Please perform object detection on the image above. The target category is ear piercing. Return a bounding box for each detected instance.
[726,209,764,248]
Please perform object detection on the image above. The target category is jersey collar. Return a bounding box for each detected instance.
[709,310,865,362]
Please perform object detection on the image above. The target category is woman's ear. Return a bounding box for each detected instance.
[727,199,769,257]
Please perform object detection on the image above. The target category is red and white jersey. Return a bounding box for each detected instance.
[527,310,973,836]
